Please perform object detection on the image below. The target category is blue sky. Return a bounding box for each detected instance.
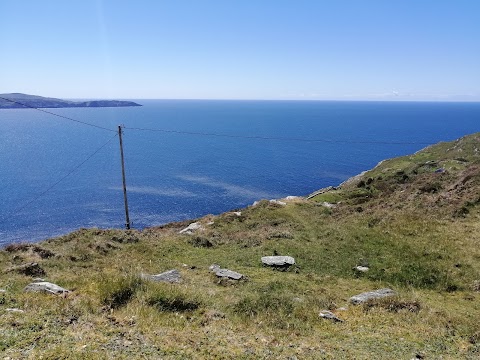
[1,1,479,101]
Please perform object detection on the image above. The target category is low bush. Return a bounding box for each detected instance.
[98,274,143,309]
[147,286,201,312]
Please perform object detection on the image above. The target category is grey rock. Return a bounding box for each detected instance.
[319,310,343,323]
[261,256,295,267]
[354,265,369,273]
[350,288,396,305]
[0,289,6,293]
[209,264,244,280]
[321,202,336,208]
[285,196,301,200]
[24,281,70,295]
[5,308,24,313]
[179,222,204,235]
[209,264,221,271]
[142,269,181,283]
[215,269,244,280]
[269,199,287,206]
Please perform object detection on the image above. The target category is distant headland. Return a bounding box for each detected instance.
[0,93,142,109]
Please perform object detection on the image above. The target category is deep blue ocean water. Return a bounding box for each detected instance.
[1,100,479,246]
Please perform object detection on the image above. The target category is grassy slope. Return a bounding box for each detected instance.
[1,133,479,359]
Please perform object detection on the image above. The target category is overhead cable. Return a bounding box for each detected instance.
[123,126,432,145]
[0,96,116,133]
[1,133,118,223]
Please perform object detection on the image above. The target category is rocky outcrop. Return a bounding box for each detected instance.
[142,269,182,283]
[261,256,295,267]
[319,310,343,323]
[350,288,396,305]
[209,264,244,280]
[24,281,70,295]
[179,222,204,235]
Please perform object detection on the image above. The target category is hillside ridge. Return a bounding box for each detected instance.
[0,93,141,109]
[0,133,479,358]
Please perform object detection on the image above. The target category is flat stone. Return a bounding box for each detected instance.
[354,266,369,273]
[319,310,343,323]
[5,308,24,313]
[179,222,204,235]
[209,264,243,280]
[261,256,295,267]
[269,199,287,206]
[24,281,70,295]
[321,202,336,208]
[142,269,181,283]
[350,288,396,305]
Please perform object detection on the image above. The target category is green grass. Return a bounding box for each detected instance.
[1,133,479,359]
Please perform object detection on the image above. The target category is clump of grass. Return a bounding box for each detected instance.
[369,263,458,291]
[188,236,214,248]
[233,292,294,318]
[98,274,143,309]
[362,296,421,313]
[146,286,201,312]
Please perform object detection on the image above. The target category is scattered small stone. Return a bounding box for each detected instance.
[232,211,242,216]
[182,264,196,269]
[6,262,46,277]
[24,281,70,295]
[354,265,369,273]
[142,269,182,283]
[319,310,343,323]
[337,307,348,311]
[285,196,301,200]
[5,308,24,313]
[0,289,6,293]
[269,199,287,206]
[179,222,204,235]
[32,278,45,282]
[206,221,215,226]
[209,264,244,280]
[261,256,295,267]
[203,309,225,321]
[321,202,336,208]
[350,288,396,305]
[472,280,480,292]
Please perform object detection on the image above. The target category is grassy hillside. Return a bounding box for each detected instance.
[1,133,479,359]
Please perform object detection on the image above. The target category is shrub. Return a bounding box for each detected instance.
[233,292,294,318]
[147,287,200,312]
[98,274,142,309]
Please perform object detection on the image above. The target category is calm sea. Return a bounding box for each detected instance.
[1,100,479,246]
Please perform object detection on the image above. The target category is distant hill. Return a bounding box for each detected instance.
[0,93,142,109]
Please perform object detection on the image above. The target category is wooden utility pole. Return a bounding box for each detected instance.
[118,125,131,229]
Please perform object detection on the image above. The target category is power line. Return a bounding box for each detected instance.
[0,96,116,133]
[123,126,432,145]
[1,133,118,223]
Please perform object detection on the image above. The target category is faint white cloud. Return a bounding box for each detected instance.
[177,175,280,200]
[109,186,196,197]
